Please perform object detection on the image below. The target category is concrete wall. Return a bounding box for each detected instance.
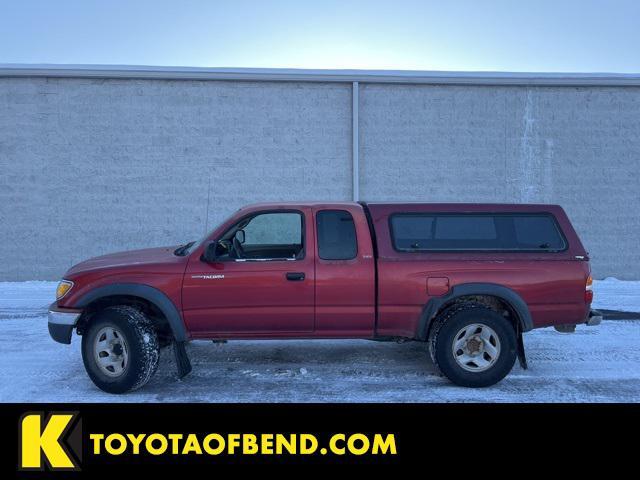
[360,84,640,279]
[0,78,351,279]
[0,75,638,279]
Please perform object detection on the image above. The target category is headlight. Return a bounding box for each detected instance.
[56,280,74,300]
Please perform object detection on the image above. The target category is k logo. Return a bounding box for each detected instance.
[19,412,82,471]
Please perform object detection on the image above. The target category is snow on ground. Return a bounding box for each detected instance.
[592,277,640,313]
[0,280,639,403]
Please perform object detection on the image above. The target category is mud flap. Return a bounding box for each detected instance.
[173,341,192,379]
[517,330,528,370]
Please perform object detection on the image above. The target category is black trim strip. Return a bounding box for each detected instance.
[417,282,534,340]
[359,202,380,336]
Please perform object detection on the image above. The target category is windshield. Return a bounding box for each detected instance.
[173,209,245,256]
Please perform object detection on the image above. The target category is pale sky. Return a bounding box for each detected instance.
[1,0,639,72]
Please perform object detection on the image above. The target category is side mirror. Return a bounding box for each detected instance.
[234,229,245,244]
[202,241,218,263]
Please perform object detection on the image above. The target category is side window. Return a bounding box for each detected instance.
[513,215,565,250]
[391,215,434,249]
[219,211,304,261]
[392,214,500,250]
[435,216,496,240]
[390,213,566,252]
[316,210,357,260]
[243,213,301,246]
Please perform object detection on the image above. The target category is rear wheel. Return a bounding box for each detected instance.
[429,303,517,388]
[81,305,159,394]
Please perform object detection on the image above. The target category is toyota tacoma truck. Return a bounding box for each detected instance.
[48,202,601,393]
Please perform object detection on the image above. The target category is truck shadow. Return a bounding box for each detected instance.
[151,339,441,386]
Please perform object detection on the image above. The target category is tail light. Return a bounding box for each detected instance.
[585,275,593,303]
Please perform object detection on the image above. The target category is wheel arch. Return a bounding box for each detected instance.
[417,283,534,341]
[74,283,187,342]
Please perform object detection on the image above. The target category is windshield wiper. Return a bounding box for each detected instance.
[174,241,195,256]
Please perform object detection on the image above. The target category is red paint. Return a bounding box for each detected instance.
[58,202,592,340]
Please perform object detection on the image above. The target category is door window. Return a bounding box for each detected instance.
[217,211,304,261]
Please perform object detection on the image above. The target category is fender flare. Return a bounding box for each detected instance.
[417,282,534,340]
[75,283,188,342]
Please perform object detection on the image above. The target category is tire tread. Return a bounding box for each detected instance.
[81,305,160,393]
[427,301,516,387]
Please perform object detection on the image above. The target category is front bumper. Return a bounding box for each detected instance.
[48,303,82,344]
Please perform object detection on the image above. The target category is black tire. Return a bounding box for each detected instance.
[81,305,160,394]
[428,302,517,388]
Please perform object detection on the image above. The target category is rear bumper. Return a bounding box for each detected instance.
[586,309,603,326]
[48,303,82,344]
[554,309,602,333]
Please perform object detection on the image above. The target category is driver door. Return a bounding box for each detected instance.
[182,208,315,336]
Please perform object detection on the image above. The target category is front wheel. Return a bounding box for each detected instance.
[429,304,517,388]
[81,305,160,394]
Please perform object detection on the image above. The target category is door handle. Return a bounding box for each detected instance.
[286,272,305,281]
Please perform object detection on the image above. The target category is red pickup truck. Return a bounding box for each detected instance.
[48,202,601,393]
